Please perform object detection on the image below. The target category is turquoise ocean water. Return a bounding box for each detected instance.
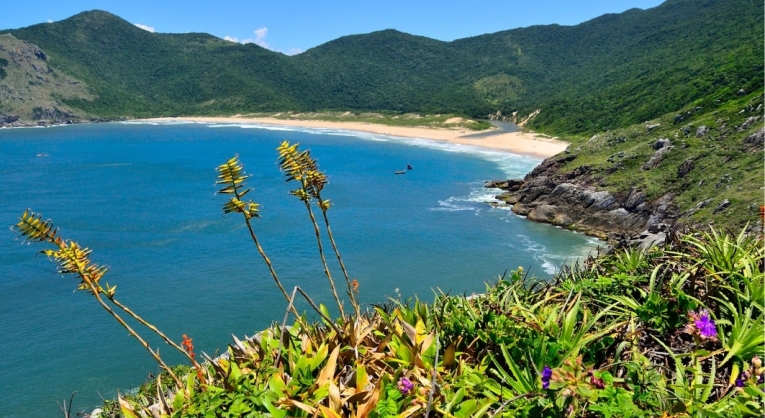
[0,122,600,417]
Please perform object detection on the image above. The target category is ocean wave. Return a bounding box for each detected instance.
[432,197,478,212]
[432,185,503,213]
[514,233,595,275]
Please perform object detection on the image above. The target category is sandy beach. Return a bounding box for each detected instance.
[143,116,569,158]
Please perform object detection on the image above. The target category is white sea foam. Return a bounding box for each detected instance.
[122,120,194,126]
[431,183,503,213]
[432,196,478,212]
[514,233,594,275]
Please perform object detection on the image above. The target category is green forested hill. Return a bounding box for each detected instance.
[2,0,762,135]
[290,30,485,113]
[6,10,307,117]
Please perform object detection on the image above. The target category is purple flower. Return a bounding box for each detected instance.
[686,309,717,340]
[590,375,605,389]
[694,311,717,339]
[736,376,745,388]
[541,365,553,389]
[397,377,413,395]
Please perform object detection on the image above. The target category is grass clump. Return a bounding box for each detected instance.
[14,145,764,417]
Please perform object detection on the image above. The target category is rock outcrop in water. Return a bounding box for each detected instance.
[486,153,678,246]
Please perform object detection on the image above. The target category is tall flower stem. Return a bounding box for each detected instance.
[89,285,183,389]
[315,193,359,318]
[302,196,345,318]
[109,297,196,364]
[14,211,183,389]
[216,156,304,324]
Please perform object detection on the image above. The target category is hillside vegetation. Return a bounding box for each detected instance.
[0,33,93,124]
[1,0,761,134]
[560,92,764,230]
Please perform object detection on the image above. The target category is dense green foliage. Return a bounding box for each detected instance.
[3,0,762,134]
[523,0,764,135]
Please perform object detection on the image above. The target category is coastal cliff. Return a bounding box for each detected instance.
[486,153,677,246]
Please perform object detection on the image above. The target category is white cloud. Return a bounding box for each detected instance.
[222,27,301,55]
[47,19,53,23]
[252,27,269,48]
[134,23,155,33]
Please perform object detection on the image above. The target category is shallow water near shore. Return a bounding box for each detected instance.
[0,122,600,417]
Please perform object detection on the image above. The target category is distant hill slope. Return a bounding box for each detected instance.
[0,33,92,124]
[4,10,307,118]
[2,0,761,134]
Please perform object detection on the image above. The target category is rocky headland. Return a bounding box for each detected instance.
[486,152,678,248]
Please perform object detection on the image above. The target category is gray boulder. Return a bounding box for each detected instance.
[738,116,757,132]
[713,199,731,214]
[623,188,646,211]
[744,128,764,149]
[643,146,672,170]
[677,158,695,178]
[653,138,671,150]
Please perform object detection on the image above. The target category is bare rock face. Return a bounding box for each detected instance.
[653,138,671,150]
[484,179,524,191]
[696,126,709,138]
[713,199,731,214]
[744,128,764,151]
[738,116,758,132]
[486,153,679,244]
[0,113,20,126]
[0,34,91,126]
[642,145,672,170]
[677,158,695,178]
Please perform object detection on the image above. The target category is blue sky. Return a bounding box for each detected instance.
[2,1,665,55]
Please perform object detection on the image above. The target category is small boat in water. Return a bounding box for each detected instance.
[395,170,406,175]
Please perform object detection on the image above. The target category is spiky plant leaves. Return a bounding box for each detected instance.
[216,156,261,219]
[289,188,310,202]
[15,210,108,294]
[277,140,329,201]
[276,141,305,182]
[42,242,108,288]
[215,156,248,186]
[221,197,260,219]
[318,405,342,418]
[14,209,61,244]
[316,346,340,388]
[117,395,141,418]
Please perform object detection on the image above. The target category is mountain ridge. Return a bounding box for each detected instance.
[2,0,760,131]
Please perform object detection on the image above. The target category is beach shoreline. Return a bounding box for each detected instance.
[141,116,570,159]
